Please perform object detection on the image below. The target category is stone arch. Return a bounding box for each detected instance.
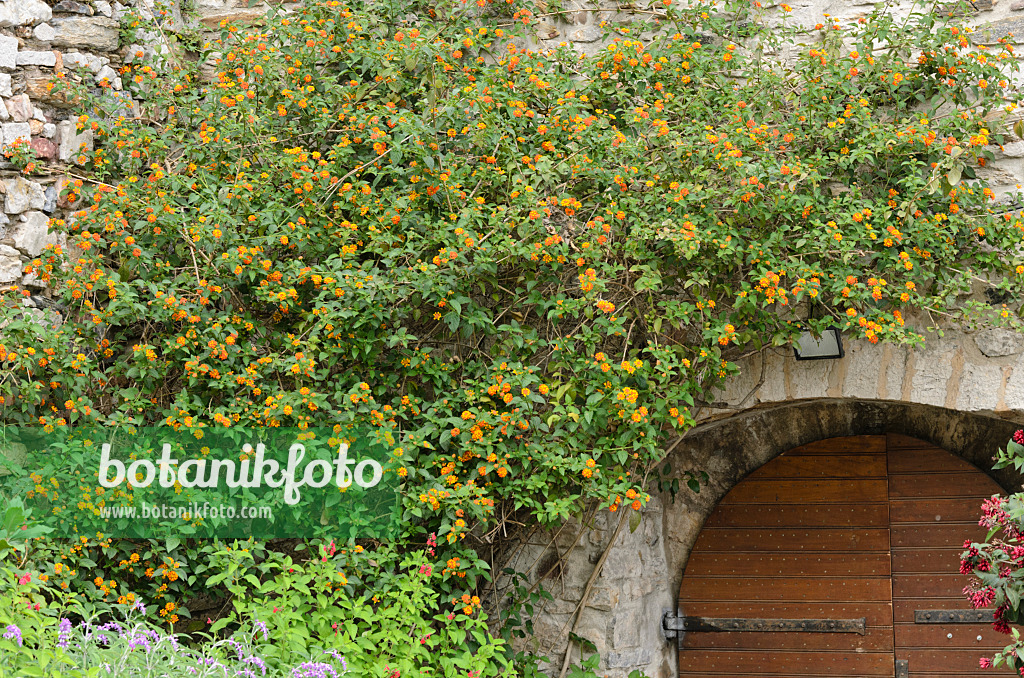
[660,398,1024,604]
[526,397,1024,678]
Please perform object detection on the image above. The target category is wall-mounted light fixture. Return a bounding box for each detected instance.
[793,326,845,360]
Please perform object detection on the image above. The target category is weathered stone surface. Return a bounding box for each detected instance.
[52,0,95,15]
[1012,0,1024,9]
[50,16,120,51]
[55,119,92,161]
[0,0,52,28]
[713,352,761,406]
[96,63,120,88]
[41,122,54,138]
[792,357,835,399]
[33,22,55,41]
[0,243,22,282]
[975,328,1024,357]
[973,16,1024,44]
[977,165,1020,186]
[0,74,12,99]
[536,22,559,39]
[41,183,56,212]
[24,70,80,108]
[2,121,31,147]
[16,50,57,67]
[28,118,43,135]
[10,210,52,256]
[0,35,17,71]
[198,9,267,28]
[53,175,77,208]
[910,345,956,406]
[94,1,113,17]
[842,339,880,399]
[4,176,45,214]
[957,362,1003,411]
[610,607,643,648]
[6,94,31,122]
[572,26,604,42]
[753,351,784,402]
[30,136,55,160]
[21,269,45,288]
[605,648,652,669]
[63,51,106,73]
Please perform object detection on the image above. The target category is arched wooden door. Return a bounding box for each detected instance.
[677,434,1009,677]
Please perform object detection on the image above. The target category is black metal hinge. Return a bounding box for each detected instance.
[662,612,866,642]
[895,659,908,678]
[914,610,989,624]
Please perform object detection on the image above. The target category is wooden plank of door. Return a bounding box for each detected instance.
[890,523,991,548]
[680,576,892,602]
[721,479,889,504]
[683,627,895,651]
[683,552,892,577]
[888,473,1002,498]
[891,548,964,573]
[678,649,894,675]
[894,622,1008,647]
[693,528,891,552]
[892,573,986,599]
[705,503,889,528]
[746,454,887,478]
[889,497,990,523]
[785,436,887,455]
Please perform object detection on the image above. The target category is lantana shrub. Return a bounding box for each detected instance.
[0,0,1023,669]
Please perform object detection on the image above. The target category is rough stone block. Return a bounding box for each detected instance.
[55,118,92,161]
[759,350,788,402]
[198,8,268,28]
[611,607,643,648]
[1005,357,1024,411]
[975,328,1024,357]
[52,0,95,15]
[792,356,835,399]
[16,50,57,67]
[0,0,52,28]
[956,362,1003,411]
[31,136,56,160]
[33,22,55,41]
[909,345,956,406]
[0,35,17,71]
[572,26,604,42]
[605,648,652,669]
[841,339,880,399]
[2,122,31,148]
[973,15,1024,44]
[4,177,45,214]
[24,70,77,108]
[10,210,53,256]
[6,94,32,122]
[0,243,23,282]
[51,16,120,51]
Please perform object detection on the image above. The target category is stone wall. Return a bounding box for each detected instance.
[0,0,301,297]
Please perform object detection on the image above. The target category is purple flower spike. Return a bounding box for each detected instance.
[3,624,22,647]
[57,618,73,649]
[292,662,338,678]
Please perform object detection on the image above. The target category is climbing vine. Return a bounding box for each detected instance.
[0,0,1022,670]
